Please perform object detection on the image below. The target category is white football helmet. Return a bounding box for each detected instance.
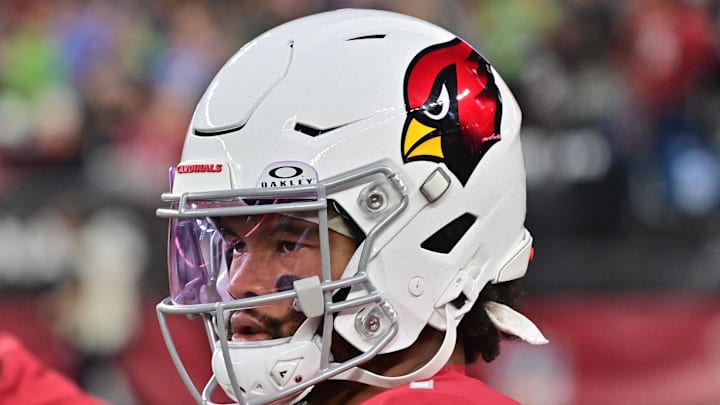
[156,9,534,405]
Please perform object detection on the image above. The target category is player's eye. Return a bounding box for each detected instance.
[279,240,303,253]
[231,240,247,255]
[224,238,246,268]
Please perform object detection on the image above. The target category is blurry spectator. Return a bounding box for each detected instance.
[52,208,148,403]
[0,1,82,165]
[613,0,720,221]
[618,0,717,115]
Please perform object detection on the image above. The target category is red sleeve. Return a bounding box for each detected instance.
[0,333,108,405]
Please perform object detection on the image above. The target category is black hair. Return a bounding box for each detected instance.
[458,280,523,363]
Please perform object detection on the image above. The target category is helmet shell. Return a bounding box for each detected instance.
[176,8,528,354]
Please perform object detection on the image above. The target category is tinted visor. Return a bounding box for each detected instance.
[168,199,326,306]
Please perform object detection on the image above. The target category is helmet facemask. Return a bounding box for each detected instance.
[156,167,408,405]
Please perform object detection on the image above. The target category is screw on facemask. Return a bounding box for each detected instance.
[365,190,386,211]
[354,300,398,341]
[357,178,400,218]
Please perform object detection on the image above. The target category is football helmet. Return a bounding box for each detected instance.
[156,9,535,405]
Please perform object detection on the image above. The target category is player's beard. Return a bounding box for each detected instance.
[227,307,307,340]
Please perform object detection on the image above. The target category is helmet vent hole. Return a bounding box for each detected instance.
[294,122,346,137]
[346,34,386,41]
[420,213,476,254]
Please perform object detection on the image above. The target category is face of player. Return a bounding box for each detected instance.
[215,213,357,341]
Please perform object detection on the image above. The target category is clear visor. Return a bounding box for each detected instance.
[167,198,356,340]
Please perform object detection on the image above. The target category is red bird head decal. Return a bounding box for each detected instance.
[402,38,502,186]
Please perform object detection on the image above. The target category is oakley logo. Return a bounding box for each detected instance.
[268,166,303,179]
[258,162,318,188]
[176,163,223,174]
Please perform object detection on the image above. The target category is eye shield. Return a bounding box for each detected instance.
[163,197,355,307]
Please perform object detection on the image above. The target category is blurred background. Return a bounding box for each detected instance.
[0,0,719,404]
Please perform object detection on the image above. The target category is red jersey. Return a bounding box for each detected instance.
[0,333,108,405]
[357,365,520,405]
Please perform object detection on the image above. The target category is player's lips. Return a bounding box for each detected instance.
[230,312,272,341]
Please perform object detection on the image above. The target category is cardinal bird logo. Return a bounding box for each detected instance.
[402,38,502,186]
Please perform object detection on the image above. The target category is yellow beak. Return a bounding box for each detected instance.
[403,117,443,160]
